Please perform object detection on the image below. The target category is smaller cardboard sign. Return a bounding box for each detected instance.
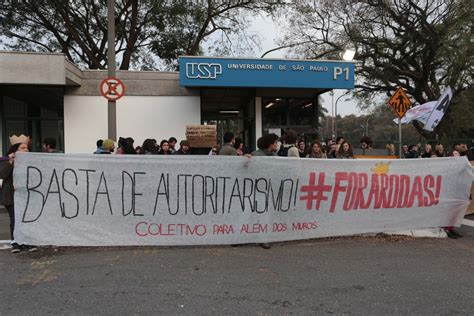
[388,87,412,118]
[186,125,217,148]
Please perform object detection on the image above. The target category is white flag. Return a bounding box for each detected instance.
[423,86,453,131]
[393,101,437,125]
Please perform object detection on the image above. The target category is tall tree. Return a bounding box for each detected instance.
[0,0,278,70]
[281,0,473,137]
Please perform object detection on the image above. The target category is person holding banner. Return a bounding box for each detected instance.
[0,136,37,253]
[158,139,173,155]
[251,133,280,249]
[306,140,327,159]
[336,141,354,159]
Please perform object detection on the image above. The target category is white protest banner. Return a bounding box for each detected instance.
[423,86,453,131]
[13,153,472,246]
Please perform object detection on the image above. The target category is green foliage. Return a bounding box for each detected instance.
[283,0,473,138]
[0,0,279,70]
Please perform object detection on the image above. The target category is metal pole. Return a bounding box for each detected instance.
[107,0,117,140]
[331,92,335,139]
[398,118,402,158]
[334,100,337,139]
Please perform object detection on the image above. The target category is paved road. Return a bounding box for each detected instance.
[1,215,474,315]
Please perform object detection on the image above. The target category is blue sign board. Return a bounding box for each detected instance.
[179,56,354,89]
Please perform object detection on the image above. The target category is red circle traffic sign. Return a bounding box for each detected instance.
[100,77,125,101]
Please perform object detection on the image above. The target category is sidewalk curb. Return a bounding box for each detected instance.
[385,228,447,238]
[0,240,12,250]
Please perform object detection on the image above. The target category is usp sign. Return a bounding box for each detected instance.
[388,87,412,118]
[100,77,125,101]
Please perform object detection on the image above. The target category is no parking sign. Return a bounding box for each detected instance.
[100,77,125,101]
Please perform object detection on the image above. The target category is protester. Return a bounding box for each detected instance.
[421,144,434,158]
[306,140,327,159]
[0,135,37,253]
[168,137,177,154]
[252,133,279,157]
[434,144,445,157]
[278,130,299,157]
[116,137,136,154]
[336,141,354,159]
[467,140,474,161]
[360,136,372,155]
[210,146,218,155]
[95,138,115,154]
[404,144,419,159]
[451,150,460,157]
[251,133,279,249]
[94,139,103,154]
[297,139,306,158]
[234,137,245,156]
[327,143,337,158]
[219,132,237,155]
[386,143,396,156]
[175,140,191,155]
[335,136,345,152]
[458,144,468,157]
[42,137,60,153]
[401,144,409,158]
[158,139,173,155]
[138,139,159,155]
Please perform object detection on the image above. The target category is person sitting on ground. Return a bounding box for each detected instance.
[175,140,191,155]
[219,132,237,156]
[306,140,327,159]
[336,141,354,159]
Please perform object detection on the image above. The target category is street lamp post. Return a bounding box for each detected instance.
[334,91,351,139]
[330,91,335,138]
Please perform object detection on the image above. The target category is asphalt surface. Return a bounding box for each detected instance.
[1,208,474,315]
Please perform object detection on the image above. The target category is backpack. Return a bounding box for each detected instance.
[277,145,296,157]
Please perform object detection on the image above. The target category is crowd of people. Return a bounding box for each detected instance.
[400,142,474,160]
[1,132,472,253]
[92,132,360,160]
[93,132,474,162]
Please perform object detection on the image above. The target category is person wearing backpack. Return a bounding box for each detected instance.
[278,130,300,158]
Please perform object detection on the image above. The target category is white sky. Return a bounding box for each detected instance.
[249,14,361,117]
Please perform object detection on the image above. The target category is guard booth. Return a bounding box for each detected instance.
[0,52,354,154]
[179,56,355,150]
